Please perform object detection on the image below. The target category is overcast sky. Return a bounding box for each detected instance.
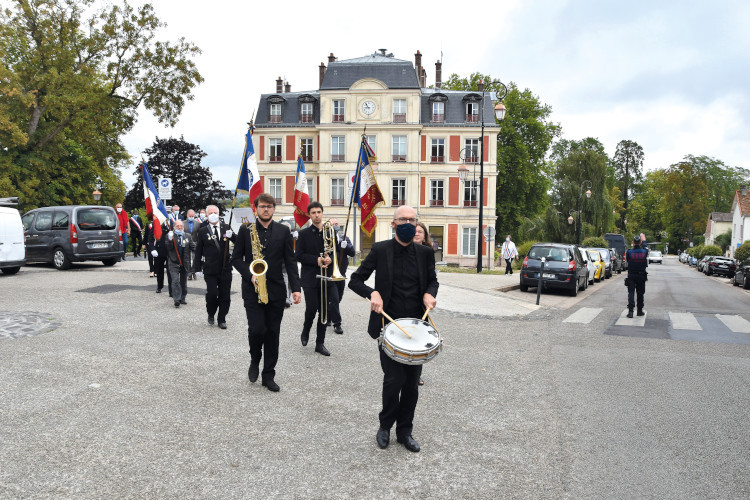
[122,0,750,192]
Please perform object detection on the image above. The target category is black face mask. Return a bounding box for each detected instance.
[395,223,416,243]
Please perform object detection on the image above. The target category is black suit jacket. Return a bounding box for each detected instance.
[349,239,439,338]
[231,221,301,304]
[161,230,192,267]
[295,225,342,288]
[192,222,236,275]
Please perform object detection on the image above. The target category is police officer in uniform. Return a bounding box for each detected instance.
[625,234,649,318]
[193,205,236,329]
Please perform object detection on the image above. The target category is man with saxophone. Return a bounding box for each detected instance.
[295,201,342,357]
[231,193,301,392]
[349,205,438,453]
[193,205,236,329]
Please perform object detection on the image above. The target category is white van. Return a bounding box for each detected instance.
[0,206,26,275]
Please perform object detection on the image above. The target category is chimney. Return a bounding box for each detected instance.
[477,79,484,92]
[421,68,427,88]
[319,62,326,88]
[435,60,442,89]
[415,50,424,88]
[276,77,283,94]
[284,81,291,93]
[328,52,336,63]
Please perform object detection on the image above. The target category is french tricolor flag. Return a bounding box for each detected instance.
[141,162,168,240]
[236,127,263,209]
[293,157,310,228]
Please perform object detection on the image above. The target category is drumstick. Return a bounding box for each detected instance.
[364,298,412,339]
[426,312,440,334]
[421,307,432,321]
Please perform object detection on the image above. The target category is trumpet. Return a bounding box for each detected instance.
[316,220,345,324]
[250,222,269,304]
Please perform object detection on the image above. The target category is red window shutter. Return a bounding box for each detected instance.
[448,224,458,255]
[483,135,489,162]
[483,178,488,206]
[421,135,426,162]
[286,135,296,161]
[449,136,460,161]
[482,224,487,256]
[420,177,425,206]
[448,177,459,206]
[286,176,295,203]
[259,136,265,161]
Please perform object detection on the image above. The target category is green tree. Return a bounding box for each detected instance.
[612,140,644,227]
[714,229,732,254]
[123,137,231,214]
[441,74,560,242]
[0,0,203,211]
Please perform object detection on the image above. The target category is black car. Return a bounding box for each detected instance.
[609,248,623,274]
[733,259,750,289]
[519,243,589,296]
[706,256,736,277]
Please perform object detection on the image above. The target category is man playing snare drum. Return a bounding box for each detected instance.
[349,205,438,453]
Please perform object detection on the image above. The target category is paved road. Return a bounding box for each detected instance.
[1,256,749,498]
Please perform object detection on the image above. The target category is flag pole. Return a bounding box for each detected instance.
[229,114,255,228]
[339,130,367,267]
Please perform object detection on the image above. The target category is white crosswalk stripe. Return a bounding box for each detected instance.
[716,314,750,333]
[669,312,701,330]
[563,307,603,324]
[615,309,646,326]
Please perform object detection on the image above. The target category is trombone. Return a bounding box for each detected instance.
[316,220,345,324]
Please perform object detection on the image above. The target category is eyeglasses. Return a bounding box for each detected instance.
[394,217,418,224]
[257,205,275,210]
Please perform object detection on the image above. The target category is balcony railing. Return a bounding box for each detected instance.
[332,114,344,123]
[393,113,406,123]
[301,155,313,162]
[432,114,445,123]
[392,154,406,162]
[269,115,282,123]
[300,114,313,123]
[429,199,444,207]
[331,154,345,162]
[391,199,405,207]
[273,197,282,205]
[463,200,478,207]
[331,198,344,206]
[466,114,479,123]
[269,155,281,163]
[465,155,479,164]
[430,155,444,163]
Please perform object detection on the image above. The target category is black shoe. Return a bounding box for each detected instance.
[156,288,162,294]
[376,428,390,449]
[397,435,420,453]
[180,299,187,305]
[285,302,291,309]
[334,325,344,335]
[169,293,173,298]
[262,379,280,392]
[121,256,126,261]
[174,301,180,308]
[248,362,259,383]
[218,322,227,329]
[627,310,633,318]
[301,332,309,347]
[637,309,645,316]
[207,316,215,325]
[315,344,331,356]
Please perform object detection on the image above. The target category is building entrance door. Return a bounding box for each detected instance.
[429,225,444,262]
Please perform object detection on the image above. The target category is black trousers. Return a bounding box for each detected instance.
[627,274,646,311]
[130,232,143,256]
[379,346,422,439]
[204,271,232,322]
[335,279,346,326]
[244,299,285,382]
[148,251,154,272]
[302,284,340,344]
[154,256,172,291]
[505,258,513,274]
[167,261,188,301]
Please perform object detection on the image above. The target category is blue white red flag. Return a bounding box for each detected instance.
[141,162,168,239]
[293,157,310,228]
[235,126,263,207]
[349,137,384,237]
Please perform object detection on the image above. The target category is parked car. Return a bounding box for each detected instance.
[604,233,626,258]
[579,247,597,285]
[587,249,604,282]
[609,248,623,274]
[648,250,663,264]
[0,204,26,275]
[679,252,689,264]
[732,259,750,289]
[697,256,711,272]
[705,256,736,277]
[689,255,698,267]
[21,205,123,270]
[520,243,589,296]
[590,247,612,278]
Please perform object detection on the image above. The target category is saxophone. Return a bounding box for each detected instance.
[249,223,269,304]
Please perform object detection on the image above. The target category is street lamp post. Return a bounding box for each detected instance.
[576,180,592,245]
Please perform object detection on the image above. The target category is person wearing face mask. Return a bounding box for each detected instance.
[183,209,198,280]
[348,205,439,453]
[193,205,236,329]
[128,212,144,258]
[115,203,130,261]
[162,219,194,307]
[169,204,183,229]
[198,210,207,225]
[501,235,518,275]
[328,218,355,334]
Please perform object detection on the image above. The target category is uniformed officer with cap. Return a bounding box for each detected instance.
[625,234,649,318]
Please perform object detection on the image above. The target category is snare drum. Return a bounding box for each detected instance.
[380,318,442,365]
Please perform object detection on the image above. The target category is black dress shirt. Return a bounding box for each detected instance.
[389,240,421,318]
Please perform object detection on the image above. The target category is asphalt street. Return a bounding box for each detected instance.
[1,256,749,498]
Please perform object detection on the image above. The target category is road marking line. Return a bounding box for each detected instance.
[563,307,603,324]
[716,314,750,333]
[669,312,701,330]
[615,309,646,327]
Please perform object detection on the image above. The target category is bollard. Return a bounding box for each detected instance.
[536,257,545,305]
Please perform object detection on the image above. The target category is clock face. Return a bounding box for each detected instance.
[361,100,376,116]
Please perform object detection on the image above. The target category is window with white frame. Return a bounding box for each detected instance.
[392,135,406,162]
[331,178,345,206]
[307,178,315,201]
[365,135,377,157]
[432,102,445,123]
[270,103,282,123]
[430,179,444,207]
[331,136,345,162]
[392,179,406,206]
[269,138,282,162]
[269,178,282,204]
[465,138,479,163]
[466,102,479,122]
[431,138,444,163]
[462,227,478,256]
[464,180,478,207]
[393,99,406,123]
[301,138,313,162]
[301,102,313,123]
[332,99,345,122]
